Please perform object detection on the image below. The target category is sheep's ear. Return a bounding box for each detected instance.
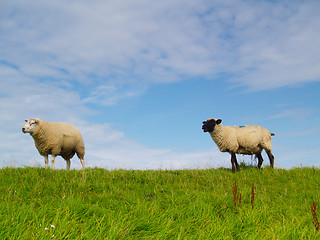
[35,119,38,123]
[216,119,222,124]
[25,120,28,122]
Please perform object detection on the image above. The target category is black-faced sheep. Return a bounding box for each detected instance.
[22,118,85,170]
[202,118,274,173]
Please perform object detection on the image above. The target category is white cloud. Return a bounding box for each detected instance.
[83,82,148,106]
[1,0,319,96]
[1,112,228,170]
[229,1,320,90]
[269,108,315,121]
[0,64,226,170]
[80,133,227,170]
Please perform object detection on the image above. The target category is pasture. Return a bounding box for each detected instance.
[0,166,319,239]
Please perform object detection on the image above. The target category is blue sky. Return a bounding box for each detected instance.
[0,0,319,170]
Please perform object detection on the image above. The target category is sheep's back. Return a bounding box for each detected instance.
[235,125,272,153]
[208,123,273,155]
[45,122,84,154]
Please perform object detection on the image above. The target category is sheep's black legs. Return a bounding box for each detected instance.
[266,150,274,168]
[256,153,264,169]
[230,152,240,173]
[235,157,240,171]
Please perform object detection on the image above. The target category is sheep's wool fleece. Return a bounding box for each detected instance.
[31,120,85,159]
[209,124,272,154]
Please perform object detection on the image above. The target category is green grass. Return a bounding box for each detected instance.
[0,166,320,239]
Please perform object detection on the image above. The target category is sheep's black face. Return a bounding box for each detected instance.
[202,119,222,133]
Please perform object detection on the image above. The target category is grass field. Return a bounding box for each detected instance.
[0,166,320,239]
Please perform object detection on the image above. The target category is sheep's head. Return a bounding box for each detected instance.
[202,118,222,132]
[22,118,41,134]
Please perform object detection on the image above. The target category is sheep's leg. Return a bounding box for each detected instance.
[66,159,71,170]
[256,153,264,169]
[51,155,55,170]
[266,150,274,168]
[80,158,85,170]
[230,153,235,173]
[76,151,85,170]
[44,155,49,169]
[230,152,239,173]
[235,156,240,171]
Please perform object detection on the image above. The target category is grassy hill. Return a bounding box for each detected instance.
[0,166,320,239]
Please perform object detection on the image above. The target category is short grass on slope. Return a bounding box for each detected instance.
[0,166,319,239]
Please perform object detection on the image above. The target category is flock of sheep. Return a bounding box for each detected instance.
[22,117,275,172]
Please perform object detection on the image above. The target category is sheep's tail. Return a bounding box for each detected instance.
[270,133,275,136]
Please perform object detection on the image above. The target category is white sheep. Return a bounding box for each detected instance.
[22,118,85,170]
[202,118,274,172]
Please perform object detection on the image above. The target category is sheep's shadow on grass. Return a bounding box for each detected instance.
[216,160,270,173]
[239,161,258,169]
[239,160,275,170]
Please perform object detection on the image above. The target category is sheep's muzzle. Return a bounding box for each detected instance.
[202,119,216,133]
[202,121,210,132]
